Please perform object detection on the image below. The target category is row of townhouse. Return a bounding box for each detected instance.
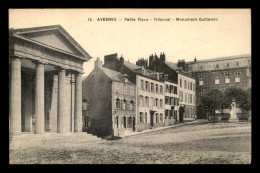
[82,53,196,138]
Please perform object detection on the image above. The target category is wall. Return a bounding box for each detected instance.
[82,68,112,137]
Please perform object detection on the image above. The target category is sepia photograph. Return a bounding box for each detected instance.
[9,8,251,164]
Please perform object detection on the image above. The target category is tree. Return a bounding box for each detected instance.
[224,87,250,116]
[200,89,226,123]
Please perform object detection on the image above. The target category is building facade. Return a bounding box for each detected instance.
[9,25,91,136]
[177,71,196,121]
[82,58,136,137]
[136,74,165,131]
[184,54,251,118]
[164,80,179,125]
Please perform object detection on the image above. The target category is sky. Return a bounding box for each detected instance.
[9,9,251,77]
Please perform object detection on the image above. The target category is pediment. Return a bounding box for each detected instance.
[11,25,91,60]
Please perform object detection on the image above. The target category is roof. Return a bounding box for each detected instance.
[99,66,135,85]
[10,25,92,61]
[186,54,251,64]
[165,61,181,70]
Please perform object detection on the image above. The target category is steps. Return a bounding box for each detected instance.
[9,132,103,149]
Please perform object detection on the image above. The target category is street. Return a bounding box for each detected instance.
[9,122,251,164]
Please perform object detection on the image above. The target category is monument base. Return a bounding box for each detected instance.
[228,118,239,122]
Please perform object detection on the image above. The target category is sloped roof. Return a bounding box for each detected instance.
[10,25,92,61]
[165,61,182,70]
[124,60,142,70]
[99,66,134,85]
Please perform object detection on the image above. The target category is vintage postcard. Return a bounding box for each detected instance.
[9,9,251,164]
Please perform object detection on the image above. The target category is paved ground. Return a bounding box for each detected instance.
[9,121,251,164]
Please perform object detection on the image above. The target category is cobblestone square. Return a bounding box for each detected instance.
[9,122,251,164]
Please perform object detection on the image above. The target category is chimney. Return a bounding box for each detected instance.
[94,57,102,71]
[120,55,124,65]
[194,56,197,62]
[160,52,165,63]
[120,55,124,74]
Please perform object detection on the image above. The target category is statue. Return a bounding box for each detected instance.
[229,99,238,122]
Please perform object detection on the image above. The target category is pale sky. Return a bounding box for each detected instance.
[9,9,251,77]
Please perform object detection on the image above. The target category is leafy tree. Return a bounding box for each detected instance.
[224,87,250,115]
[200,89,226,123]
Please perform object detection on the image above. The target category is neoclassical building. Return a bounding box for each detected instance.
[9,25,91,136]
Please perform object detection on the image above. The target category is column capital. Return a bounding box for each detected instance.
[32,60,47,65]
[10,56,22,61]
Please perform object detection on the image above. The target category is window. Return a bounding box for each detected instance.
[166,84,169,93]
[199,91,203,99]
[185,93,187,103]
[215,64,219,69]
[188,82,189,90]
[123,116,126,128]
[193,95,195,104]
[139,112,143,123]
[116,98,121,108]
[215,75,220,85]
[128,117,132,128]
[199,75,203,85]
[156,84,158,93]
[184,80,187,89]
[165,110,169,119]
[165,96,169,105]
[82,98,89,110]
[225,74,230,84]
[145,96,149,107]
[155,113,159,123]
[179,91,183,102]
[160,114,163,123]
[84,117,90,128]
[122,99,126,110]
[145,81,149,91]
[160,85,163,94]
[235,73,240,83]
[129,101,134,110]
[180,79,182,87]
[151,83,154,92]
[155,98,158,107]
[141,80,144,90]
[145,113,147,123]
[226,63,230,68]
[236,61,240,67]
[160,99,163,108]
[174,86,177,94]
[115,116,119,128]
[170,97,174,105]
[190,83,192,91]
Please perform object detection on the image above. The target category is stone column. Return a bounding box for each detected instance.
[10,57,21,136]
[58,69,66,133]
[35,62,45,134]
[74,73,82,132]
